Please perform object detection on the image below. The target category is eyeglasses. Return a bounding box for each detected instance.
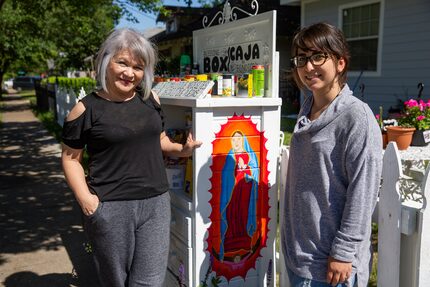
[291,53,329,68]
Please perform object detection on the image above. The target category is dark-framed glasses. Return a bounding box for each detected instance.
[291,53,329,68]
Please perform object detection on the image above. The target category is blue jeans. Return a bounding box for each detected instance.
[287,267,356,287]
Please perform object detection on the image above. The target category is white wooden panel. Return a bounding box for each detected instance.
[56,88,78,126]
[418,165,430,286]
[259,106,281,287]
[378,142,402,287]
[168,233,193,287]
[193,108,215,285]
[278,146,291,287]
[170,189,192,214]
[160,97,282,108]
[171,205,192,247]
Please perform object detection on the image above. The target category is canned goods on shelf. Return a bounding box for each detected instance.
[222,74,234,97]
[210,73,223,96]
[236,74,251,98]
[252,65,265,97]
[196,74,208,81]
[184,75,195,82]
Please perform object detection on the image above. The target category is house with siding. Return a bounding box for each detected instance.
[281,0,430,115]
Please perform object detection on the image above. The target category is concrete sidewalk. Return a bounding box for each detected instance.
[0,93,100,287]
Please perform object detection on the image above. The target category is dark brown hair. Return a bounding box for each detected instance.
[291,22,350,90]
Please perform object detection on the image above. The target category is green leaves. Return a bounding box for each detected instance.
[0,0,170,79]
[398,99,430,131]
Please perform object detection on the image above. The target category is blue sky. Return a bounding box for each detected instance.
[116,0,202,32]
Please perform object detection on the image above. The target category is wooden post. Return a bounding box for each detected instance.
[378,142,402,287]
[278,145,290,287]
[417,164,430,285]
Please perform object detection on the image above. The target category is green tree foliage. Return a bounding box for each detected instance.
[0,1,48,83]
[0,0,182,87]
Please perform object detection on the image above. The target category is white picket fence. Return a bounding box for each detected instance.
[55,86,86,126]
[278,142,430,287]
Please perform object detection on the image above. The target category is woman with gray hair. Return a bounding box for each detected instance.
[61,28,202,286]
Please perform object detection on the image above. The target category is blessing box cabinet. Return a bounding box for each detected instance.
[161,96,281,287]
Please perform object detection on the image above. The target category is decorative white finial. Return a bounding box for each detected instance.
[78,86,87,100]
[202,0,259,28]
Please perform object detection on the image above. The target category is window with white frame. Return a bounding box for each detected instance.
[341,1,381,72]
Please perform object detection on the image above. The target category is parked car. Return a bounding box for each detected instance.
[3,78,14,89]
[12,76,41,91]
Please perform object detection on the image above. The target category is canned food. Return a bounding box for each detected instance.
[184,75,195,82]
[252,65,265,97]
[196,74,208,81]
[222,74,233,96]
[210,73,223,96]
[236,74,250,97]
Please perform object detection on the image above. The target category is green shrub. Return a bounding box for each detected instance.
[41,76,96,95]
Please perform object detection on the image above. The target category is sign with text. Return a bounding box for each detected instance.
[193,11,276,96]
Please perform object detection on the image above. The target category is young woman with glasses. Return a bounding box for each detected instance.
[281,22,382,287]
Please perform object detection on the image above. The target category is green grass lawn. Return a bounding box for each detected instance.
[281,116,295,145]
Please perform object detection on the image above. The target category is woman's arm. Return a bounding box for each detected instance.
[151,90,202,157]
[160,131,202,157]
[61,101,98,216]
[61,144,99,216]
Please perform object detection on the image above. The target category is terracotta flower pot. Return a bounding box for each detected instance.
[382,131,388,149]
[386,126,416,150]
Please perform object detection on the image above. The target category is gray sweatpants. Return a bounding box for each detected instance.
[83,192,171,287]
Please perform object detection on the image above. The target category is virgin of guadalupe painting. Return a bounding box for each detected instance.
[207,114,269,281]
[220,130,259,261]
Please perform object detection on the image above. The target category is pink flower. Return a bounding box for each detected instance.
[419,100,426,111]
[375,114,380,120]
[417,115,426,121]
[404,99,418,108]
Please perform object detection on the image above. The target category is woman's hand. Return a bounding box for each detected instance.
[181,132,202,157]
[326,256,352,286]
[79,193,100,216]
[161,130,202,157]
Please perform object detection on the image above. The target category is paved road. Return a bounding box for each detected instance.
[0,93,100,287]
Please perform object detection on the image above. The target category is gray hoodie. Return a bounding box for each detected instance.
[281,84,382,287]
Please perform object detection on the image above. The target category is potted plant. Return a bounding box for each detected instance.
[376,106,398,149]
[397,99,430,146]
[376,106,387,148]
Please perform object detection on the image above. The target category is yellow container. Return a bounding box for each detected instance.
[184,75,195,82]
[184,157,193,195]
[196,74,208,81]
[248,73,253,97]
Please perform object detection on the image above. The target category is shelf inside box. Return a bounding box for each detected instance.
[160,96,282,108]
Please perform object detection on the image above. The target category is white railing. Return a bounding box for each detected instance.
[278,142,430,287]
[55,86,86,126]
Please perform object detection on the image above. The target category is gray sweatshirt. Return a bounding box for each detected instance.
[281,84,382,287]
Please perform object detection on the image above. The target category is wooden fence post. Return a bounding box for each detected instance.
[278,145,290,287]
[378,142,402,287]
[417,164,430,286]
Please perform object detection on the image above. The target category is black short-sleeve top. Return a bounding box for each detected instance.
[61,91,169,201]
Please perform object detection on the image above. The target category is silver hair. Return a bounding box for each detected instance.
[94,28,158,100]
